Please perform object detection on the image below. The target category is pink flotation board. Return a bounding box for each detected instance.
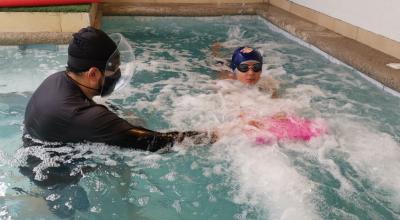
[244,115,327,144]
[0,0,98,7]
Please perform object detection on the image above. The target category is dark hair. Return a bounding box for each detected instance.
[65,66,86,74]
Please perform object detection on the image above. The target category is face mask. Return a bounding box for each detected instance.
[100,69,121,97]
[67,33,134,98]
[67,65,122,97]
[98,33,134,97]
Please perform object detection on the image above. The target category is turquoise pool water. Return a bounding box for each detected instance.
[0,16,400,219]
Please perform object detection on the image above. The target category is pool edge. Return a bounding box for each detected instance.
[1,2,400,94]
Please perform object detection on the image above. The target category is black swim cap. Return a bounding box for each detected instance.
[67,27,117,73]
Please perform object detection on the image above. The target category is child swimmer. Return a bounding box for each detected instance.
[215,46,326,144]
[212,44,279,98]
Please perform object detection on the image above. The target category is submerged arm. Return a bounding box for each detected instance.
[113,127,214,152]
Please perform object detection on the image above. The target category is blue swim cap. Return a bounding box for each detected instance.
[230,47,263,71]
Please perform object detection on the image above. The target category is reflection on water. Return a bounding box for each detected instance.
[0,16,399,219]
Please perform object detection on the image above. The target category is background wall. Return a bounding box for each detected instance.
[290,0,400,42]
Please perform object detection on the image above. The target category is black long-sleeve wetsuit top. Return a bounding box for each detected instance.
[24,71,192,152]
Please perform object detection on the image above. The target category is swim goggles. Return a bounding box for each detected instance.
[237,62,262,73]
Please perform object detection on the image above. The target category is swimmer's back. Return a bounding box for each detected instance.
[24,71,134,144]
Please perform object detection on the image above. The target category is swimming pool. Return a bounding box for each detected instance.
[1,16,400,219]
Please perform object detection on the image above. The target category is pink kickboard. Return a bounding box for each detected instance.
[245,115,327,144]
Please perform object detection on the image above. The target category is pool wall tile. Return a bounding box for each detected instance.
[60,13,91,32]
[0,12,90,33]
[0,12,62,32]
[289,2,319,24]
[269,0,400,60]
[269,0,291,11]
[332,19,358,40]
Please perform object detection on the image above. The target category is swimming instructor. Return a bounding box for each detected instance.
[23,27,210,151]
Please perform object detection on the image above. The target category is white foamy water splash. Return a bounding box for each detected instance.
[110,39,327,217]
[2,16,400,219]
[105,20,400,218]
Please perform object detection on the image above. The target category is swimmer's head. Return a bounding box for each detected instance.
[231,47,263,71]
[231,47,263,85]
[66,27,135,98]
[67,27,117,73]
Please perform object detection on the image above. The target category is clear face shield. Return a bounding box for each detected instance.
[100,33,134,97]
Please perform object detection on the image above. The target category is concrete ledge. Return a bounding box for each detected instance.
[102,0,264,3]
[269,0,400,64]
[0,3,97,45]
[102,3,263,16]
[1,2,399,92]
[0,12,90,32]
[89,3,99,27]
[0,32,73,45]
[92,3,103,28]
[258,5,400,92]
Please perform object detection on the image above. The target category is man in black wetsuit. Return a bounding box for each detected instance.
[20,27,212,218]
[24,27,209,151]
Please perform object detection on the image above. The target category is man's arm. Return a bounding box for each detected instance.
[83,105,215,152]
[111,127,214,152]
